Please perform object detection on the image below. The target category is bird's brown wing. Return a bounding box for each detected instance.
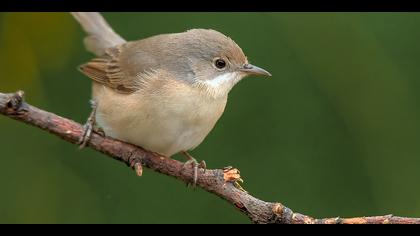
[79,46,138,94]
[79,33,196,93]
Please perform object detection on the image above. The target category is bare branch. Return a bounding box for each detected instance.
[1,90,419,224]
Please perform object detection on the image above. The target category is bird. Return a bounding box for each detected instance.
[71,12,271,186]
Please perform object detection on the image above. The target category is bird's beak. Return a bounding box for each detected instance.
[239,64,272,77]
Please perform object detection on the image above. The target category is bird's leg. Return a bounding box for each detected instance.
[181,151,206,187]
[79,100,101,149]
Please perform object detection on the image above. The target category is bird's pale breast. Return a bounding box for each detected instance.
[92,77,227,157]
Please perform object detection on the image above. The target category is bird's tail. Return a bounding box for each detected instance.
[71,12,126,56]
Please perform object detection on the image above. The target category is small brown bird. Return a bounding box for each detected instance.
[71,12,271,185]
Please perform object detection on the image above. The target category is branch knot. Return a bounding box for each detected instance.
[0,91,27,115]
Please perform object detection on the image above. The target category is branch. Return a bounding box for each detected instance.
[1,90,419,224]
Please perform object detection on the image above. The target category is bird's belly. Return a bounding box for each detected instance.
[93,85,227,157]
[102,112,217,157]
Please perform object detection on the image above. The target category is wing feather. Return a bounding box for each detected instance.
[79,46,137,94]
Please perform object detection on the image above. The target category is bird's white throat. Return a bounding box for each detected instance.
[197,72,242,98]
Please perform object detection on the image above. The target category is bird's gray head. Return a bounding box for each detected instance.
[164,29,271,98]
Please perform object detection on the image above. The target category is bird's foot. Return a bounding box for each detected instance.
[78,100,101,149]
[223,166,247,193]
[181,151,206,187]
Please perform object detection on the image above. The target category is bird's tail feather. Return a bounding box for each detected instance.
[71,12,126,56]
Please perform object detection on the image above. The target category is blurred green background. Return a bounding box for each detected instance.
[1,12,420,223]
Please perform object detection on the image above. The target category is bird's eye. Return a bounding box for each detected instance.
[214,58,227,70]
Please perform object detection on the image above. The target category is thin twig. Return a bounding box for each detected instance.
[0,90,419,224]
